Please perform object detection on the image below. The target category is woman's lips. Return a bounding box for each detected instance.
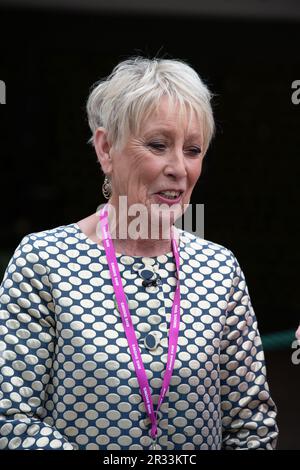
[153,193,183,205]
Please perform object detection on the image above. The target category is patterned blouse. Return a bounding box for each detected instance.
[0,223,278,450]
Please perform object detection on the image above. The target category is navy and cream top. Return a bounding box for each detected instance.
[0,223,278,450]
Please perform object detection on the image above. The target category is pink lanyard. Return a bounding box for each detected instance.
[99,204,181,448]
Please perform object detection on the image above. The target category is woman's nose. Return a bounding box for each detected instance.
[165,151,187,178]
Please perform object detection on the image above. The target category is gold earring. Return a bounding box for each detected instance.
[102,175,112,199]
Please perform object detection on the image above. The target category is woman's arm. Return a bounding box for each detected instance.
[0,234,74,450]
[220,253,279,450]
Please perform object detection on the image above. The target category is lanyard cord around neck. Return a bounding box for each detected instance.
[99,204,181,443]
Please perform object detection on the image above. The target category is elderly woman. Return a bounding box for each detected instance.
[0,56,278,450]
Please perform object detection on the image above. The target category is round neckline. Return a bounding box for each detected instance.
[69,222,181,259]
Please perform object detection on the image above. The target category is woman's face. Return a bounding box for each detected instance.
[106,96,204,231]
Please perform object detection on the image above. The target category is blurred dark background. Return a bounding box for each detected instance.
[0,0,299,450]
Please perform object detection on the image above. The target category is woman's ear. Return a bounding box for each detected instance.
[93,127,113,174]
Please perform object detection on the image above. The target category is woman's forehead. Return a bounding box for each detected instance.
[133,96,204,141]
[140,107,203,137]
[142,125,203,140]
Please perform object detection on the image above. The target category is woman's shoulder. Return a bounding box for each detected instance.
[18,222,78,244]
[178,228,236,261]
[177,229,244,285]
[13,222,85,260]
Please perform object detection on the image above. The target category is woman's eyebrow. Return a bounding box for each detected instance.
[144,127,172,136]
[145,127,202,140]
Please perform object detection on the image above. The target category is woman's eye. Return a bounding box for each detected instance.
[148,142,166,150]
[187,147,202,156]
[148,142,202,155]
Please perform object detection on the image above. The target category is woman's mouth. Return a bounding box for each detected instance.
[154,191,183,205]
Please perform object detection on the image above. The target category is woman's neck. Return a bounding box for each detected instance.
[92,200,180,257]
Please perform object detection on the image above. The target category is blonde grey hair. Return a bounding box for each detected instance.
[86,56,215,156]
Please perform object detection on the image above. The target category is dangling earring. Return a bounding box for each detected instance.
[102,175,112,199]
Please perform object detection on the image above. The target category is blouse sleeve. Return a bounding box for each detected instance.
[220,252,279,450]
[0,234,74,450]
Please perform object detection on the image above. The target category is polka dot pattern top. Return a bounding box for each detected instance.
[0,223,278,450]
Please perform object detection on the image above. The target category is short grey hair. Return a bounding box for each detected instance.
[86,56,215,156]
